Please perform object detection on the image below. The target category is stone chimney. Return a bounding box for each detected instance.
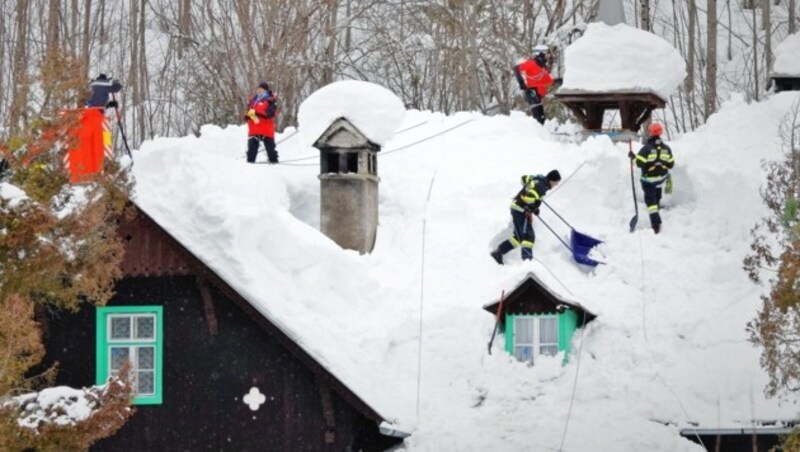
[313,118,380,254]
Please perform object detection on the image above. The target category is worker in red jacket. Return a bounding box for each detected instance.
[244,82,279,164]
[513,45,555,125]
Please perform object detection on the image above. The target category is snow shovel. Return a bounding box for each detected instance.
[539,201,604,267]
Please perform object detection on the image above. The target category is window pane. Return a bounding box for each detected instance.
[135,316,155,340]
[540,345,559,356]
[110,317,131,340]
[514,345,534,363]
[137,347,154,370]
[514,318,534,345]
[539,317,558,345]
[137,371,155,395]
[110,347,130,371]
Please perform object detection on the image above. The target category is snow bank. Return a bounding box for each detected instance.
[298,80,406,148]
[773,32,800,76]
[560,22,686,99]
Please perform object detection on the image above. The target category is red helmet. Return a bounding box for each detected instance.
[648,122,663,137]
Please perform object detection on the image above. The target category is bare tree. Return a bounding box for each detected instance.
[752,3,760,101]
[763,0,772,87]
[8,0,31,134]
[640,0,652,31]
[706,0,718,118]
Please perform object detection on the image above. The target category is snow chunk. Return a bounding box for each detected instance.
[0,182,28,207]
[9,386,104,430]
[774,32,800,76]
[560,22,686,99]
[298,80,406,148]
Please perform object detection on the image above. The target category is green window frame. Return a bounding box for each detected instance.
[96,306,163,405]
[505,310,580,365]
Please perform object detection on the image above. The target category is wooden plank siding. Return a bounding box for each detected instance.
[37,207,400,451]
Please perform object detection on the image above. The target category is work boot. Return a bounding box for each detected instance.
[490,249,503,265]
[653,224,661,234]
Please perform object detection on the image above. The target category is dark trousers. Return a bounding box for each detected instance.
[641,181,663,227]
[524,90,545,125]
[247,135,278,163]
[497,209,535,260]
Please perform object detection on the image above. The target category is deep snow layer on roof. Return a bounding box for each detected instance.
[559,22,686,99]
[132,88,800,450]
[298,80,406,148]
[774,32,800,76]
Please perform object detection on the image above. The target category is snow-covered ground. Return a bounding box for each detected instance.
[131,86,800,450]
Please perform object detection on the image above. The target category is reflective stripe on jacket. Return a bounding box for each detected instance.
[635,137,674,185]
[510,174,549,212]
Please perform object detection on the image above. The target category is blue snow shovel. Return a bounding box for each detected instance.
[539,201,604,267]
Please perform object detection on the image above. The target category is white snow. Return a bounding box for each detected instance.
[773,32,800,76]
[0,182,28,206]
[298,80,406,148]
[10,386,103,430]
[559,22,686,99]
[131,85,800,450]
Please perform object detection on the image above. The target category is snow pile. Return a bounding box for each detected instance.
[298,80,406,148]
[10,386,104,430]
[773,32,800,76]
[0,182,28,207]
[132,87,800,450]
[560,22,686,99]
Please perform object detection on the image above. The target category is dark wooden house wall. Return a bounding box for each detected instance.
[117,212,193,276]
[42,276,394,451]
[683,432,782,452]
[773,77,800,93]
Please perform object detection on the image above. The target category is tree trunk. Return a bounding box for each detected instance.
[727,0,733,61]
[752,4,759,101]
[129,0,140,145]
[790,0,797,34]
[639,0,651,31]
[322,0,339,85]
[179,0,191,59]
[763,0,772,86]
[137,0,147,142]
[47,0,60,53]
[687,0,697,92]
[706,0,718,118]
[8,0,30,134]
[82,0,91,71]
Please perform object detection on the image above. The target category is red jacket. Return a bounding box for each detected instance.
[515,59,554,97]
[244,93,277,138]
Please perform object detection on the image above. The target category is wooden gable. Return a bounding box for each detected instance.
[483,273,596,328]
[116,206,389,425]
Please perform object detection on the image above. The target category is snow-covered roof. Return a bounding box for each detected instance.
[298,80,406,148]
[131,88,800,450]
[773,32,800,76]
[559,22,686,99]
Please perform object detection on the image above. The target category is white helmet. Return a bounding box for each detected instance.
[533,44,550,56]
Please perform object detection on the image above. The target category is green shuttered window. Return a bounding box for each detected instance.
[96,306,163,405]
[506,310,580,365]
